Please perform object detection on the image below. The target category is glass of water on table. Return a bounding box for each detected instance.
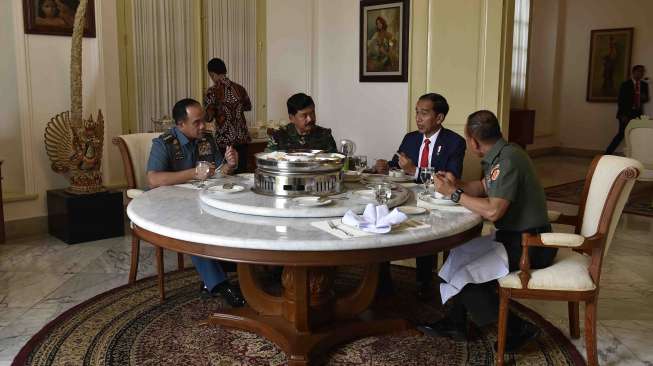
[372,182,392,205]
[419,167,435,197]
[194,160,211,188]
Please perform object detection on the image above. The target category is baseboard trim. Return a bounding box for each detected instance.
[4,215,48,241]
[528,146,603,159]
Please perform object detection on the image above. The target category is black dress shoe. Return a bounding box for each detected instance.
[416,282,435,302]
[200,282,246,308]
[495,321,540,353]
[418,318,468,341]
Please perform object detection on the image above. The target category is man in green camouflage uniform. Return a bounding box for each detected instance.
[424,110,556,353]
[265,93,338,153]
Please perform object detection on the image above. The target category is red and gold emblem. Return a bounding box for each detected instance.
[490,164,501,181]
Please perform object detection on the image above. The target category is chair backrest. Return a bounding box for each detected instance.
[112,133,160,190]
[625,119,653,171]
[577,155,642,254]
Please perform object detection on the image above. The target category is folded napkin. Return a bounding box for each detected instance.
[438,234,508,304]
[342,204,408,234]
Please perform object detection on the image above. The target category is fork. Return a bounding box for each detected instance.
[328,220,353,237]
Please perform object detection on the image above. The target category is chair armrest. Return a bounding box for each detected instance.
[547,210,578,226]
[539,233,585,247]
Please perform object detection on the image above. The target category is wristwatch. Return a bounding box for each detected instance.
[451,188,464,203]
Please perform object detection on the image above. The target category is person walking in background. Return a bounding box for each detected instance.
[203,58,252,173]
[606,65,649,154]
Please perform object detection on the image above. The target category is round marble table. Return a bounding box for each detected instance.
[127,185,483,365]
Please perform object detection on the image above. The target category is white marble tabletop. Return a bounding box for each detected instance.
[127,186,482,252]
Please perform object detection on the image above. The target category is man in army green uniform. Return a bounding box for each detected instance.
[266,93,338,153]
[424,110,556,352]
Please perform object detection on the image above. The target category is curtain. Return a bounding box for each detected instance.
[132,0,201,132]
[511,0,531,109]
[204,0,257,126]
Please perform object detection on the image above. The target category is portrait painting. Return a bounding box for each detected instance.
[23,0,96,37]
[586,28,633,102]
[359,0,409,82]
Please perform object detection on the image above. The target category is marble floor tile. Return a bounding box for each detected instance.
[0,272,73,308]
[600,320,653,364]
[32,273,127,312]
[0,308,28,328]
[0,241,107,274]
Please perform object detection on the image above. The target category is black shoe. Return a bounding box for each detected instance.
[494,321,540,353]
[416,281,435,302]
[201,282,246,308]
[418,318,468,341]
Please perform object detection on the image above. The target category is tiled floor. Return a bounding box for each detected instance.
[0,155,651,365]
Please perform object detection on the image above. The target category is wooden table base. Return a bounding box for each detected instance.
[206,263,413,365]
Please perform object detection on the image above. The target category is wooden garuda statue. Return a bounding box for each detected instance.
[43,0,105,194]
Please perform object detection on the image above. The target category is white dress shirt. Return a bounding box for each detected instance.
[414,128,441,178]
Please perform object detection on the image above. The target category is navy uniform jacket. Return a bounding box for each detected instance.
[389,128,466,178]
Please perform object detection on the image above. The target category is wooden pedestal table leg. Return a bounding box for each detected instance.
[207,263,411,366]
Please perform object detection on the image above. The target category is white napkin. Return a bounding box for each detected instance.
[438,234,509,304]
[342,204,408,234]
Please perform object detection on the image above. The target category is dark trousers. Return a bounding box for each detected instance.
[453,226,557,328]
[417,255,436,285]
[606,113,640,154]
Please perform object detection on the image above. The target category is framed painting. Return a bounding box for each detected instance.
[359,0,409,82]
[23,0,96,37]
[586,28,633,102]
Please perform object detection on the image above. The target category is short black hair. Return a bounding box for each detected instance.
[465,110,503,143]
[207,58,227,75]
[633,64,645,72]
[418,93,450,117]
[287,93,315,115]
[172,98,201,125]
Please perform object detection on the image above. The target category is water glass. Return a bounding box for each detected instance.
[419,167,435,196]
[354,155,368,173]
[372,182,392,205]
[195,160,211,188]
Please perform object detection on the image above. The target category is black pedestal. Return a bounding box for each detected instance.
[47,189,124,244]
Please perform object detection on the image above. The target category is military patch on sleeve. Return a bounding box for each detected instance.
[490,164,501,181]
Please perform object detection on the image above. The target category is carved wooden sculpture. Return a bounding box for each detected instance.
[43,0,105,194]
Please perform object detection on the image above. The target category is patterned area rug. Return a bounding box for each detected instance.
[546,180,653,217]
[13,267,584,366]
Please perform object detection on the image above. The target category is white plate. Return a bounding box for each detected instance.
[208,184,245,193]
[387,174,415,183]
[292,197,332,207]
[236,173,254,179]
[352,189,376,198]
[420,195,458,206]
[397,206,427,215]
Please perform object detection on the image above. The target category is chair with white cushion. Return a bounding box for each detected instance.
[496,155,643,366]
[113,133,184,299]
[625,118,653,206]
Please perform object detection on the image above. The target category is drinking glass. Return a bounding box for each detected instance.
[195,160,211,188]
[354,155,368,174]
[419,167,435,197]
[372,182,392,205]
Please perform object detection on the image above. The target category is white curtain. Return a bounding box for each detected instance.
[204,0,257,126]
[132,0,201,132]
[511,0,531,109]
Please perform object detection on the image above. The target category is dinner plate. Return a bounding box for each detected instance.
[352,189,376,198]
[397,206,427,215]
[361,174,388,183]
[207,184,245,193]
[292,197,332,206]
[236,172,254,179]
[386,174,415,183]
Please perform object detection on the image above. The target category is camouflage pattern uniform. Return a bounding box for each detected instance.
[265,123,338,153]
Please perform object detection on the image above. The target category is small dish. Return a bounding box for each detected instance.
[208,184,245,193]
[292,197,332,206]
[236,172,254,179]
[397,206,427,215]
[387,174,415,183]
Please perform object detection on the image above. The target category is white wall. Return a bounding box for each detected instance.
[266,0,410,160]
[529,0,653,151]
[4,0,123,222]
[0,0,25,194]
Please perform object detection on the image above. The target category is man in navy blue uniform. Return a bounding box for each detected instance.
[147,98,245,307]
[375,93,466,300]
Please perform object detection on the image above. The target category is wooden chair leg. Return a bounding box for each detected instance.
[128,232,140,284]
[585,298,598,366]
[155,246,166,301]
[568,301,580,339]
[177,253,185,271]
[496,289,510,366]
